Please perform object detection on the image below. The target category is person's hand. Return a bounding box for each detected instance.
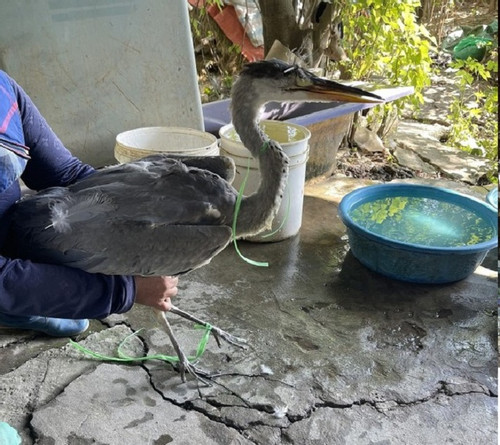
[134,276,179,311]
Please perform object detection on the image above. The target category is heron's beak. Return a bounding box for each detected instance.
[294,75,384,104]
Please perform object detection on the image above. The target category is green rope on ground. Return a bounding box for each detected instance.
[69,323,212,364]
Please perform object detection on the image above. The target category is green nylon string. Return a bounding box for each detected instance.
[69,324,212,364]
[260,188,291,239]
[231,156,269,267]
[231,140,291,248]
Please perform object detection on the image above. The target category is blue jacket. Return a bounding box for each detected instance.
[0,70,135,319]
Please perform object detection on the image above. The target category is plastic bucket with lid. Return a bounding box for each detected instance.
[114,126,218,163]
[219,120,311,242]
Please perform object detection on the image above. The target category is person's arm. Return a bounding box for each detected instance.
[0,255,135,319]
[0,251,177,319]
[9,76,95,190]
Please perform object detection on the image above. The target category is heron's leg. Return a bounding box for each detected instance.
[155,310,212,385]
[169,305,248,349]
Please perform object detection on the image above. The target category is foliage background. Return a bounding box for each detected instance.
[189,0,498,181]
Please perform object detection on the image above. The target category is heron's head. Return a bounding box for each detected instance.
[233,59,384,105]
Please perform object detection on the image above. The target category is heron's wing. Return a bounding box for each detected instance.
[139,154,236,183]
[15,157,237,230]
[72,155,235,191]
[15,220,233,276]
[11,156,237,275]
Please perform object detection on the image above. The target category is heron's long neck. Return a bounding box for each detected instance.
[231,100,289,238]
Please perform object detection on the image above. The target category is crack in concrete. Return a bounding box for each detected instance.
[25,361,50,413]
[24,359,101,445]
[0,334,38,349]
[141,364,259,444]
[277,381,498,443]
[141,370,498,445]
[307,380,496,419]
[441,380,496,398]
[25,413,39,445]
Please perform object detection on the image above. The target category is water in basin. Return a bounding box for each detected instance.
[350,196,495,247]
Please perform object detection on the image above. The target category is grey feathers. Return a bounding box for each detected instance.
[48,192,114,233]
[10,154,239,276]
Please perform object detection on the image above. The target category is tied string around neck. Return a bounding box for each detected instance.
[231,141,290,266]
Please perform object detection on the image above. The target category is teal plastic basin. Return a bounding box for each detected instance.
[486,187,498,209]
[338,184,498,284]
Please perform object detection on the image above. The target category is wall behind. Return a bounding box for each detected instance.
[0,0,203,167]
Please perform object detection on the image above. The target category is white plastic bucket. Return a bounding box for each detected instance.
[114,126,219,163]
[220,120,311,242]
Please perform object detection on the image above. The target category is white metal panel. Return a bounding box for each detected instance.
[0,0,203,166]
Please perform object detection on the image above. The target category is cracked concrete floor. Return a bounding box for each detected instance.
[0,177,497,444]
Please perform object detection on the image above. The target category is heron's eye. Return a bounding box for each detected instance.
[296,74,312,87]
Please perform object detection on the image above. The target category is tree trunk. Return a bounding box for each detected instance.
[259,0,341,66]
[259,0,307,56]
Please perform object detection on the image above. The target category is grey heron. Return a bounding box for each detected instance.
[10,59,383,382]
